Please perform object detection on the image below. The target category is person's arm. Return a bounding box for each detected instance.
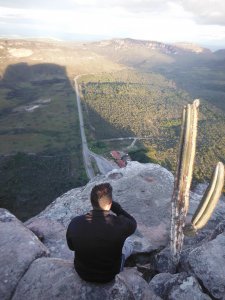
[66,222,75,251]
[111,201,137,235]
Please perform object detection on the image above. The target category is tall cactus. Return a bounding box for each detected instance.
[170,99,199,262]
[183,162,224,236]
[170,99,224,263]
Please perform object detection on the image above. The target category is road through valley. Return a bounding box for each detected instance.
[74,76,115,179]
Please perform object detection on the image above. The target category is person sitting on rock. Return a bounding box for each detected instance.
[66,182,137,283]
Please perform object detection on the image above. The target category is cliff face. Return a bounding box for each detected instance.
[0,162,225,300]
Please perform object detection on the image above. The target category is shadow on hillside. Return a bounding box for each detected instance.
[0,62,145,221]
[82,104,134,140]
[104,47,225,112]
[150,58,225,112]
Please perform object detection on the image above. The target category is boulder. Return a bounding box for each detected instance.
[149,272,211,300]
[168,276,212,300]
[209,220,225,240]
[188,232,225,299]
[0,209,49,300]
[25,164,225,260]
[12,257,159,300]
[26,162,174,256]
[149,272,180,298]
[179,218,225,274]
[26,217,73,260]
[2,162,225,300]
[153,247,177,274]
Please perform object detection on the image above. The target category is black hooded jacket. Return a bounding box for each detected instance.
[66,201,137,283]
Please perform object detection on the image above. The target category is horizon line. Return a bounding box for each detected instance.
[0,34,224,51]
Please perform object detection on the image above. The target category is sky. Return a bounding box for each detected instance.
[0,0,225,49]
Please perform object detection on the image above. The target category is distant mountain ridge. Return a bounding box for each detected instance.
[0,37,224,62]
[173,42,211,54]
[89,37,212,55]
[214,49,225,57]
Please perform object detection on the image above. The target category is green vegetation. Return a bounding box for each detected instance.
[0,152,86,221]
[0,63,87,220]
[80,70,188,139]
[153,57,225,112]
[128,148,157,164]
[79,69,225,184]
[1,39,224,220]
[89,140,109,155]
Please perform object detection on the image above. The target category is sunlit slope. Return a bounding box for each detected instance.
[88,38,225,112]
[0,39,122,79]
[79,69,225,183]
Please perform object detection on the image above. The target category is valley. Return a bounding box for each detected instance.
[79,68,225,184]
[0,38,224,220]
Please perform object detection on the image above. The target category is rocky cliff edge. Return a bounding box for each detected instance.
[1,162,225,300]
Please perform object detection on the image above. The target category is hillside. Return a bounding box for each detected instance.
[88,38,213,67]
[0,39,122,77]
[0,39,122,220]
[79,70,225,183]
[0,37,224,220]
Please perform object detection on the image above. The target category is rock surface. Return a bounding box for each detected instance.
[12,257,159,300]
[149,272,211,300]
[168,276,211,300]
[26,162,174,257]
[1,162,225,300]
[0,209,49,300]
[26,217,73,260]
[188,232,225,299]
[153,247,177,274]
[184,184,225,247]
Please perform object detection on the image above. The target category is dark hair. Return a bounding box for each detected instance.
[90,183,113,209]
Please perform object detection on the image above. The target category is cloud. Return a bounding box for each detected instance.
[178,0,225,26]
[0,0,225,26]
[75,0,170,13]
[0,0,69,10]
[0,0,225,48]
[0,0,169,11]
